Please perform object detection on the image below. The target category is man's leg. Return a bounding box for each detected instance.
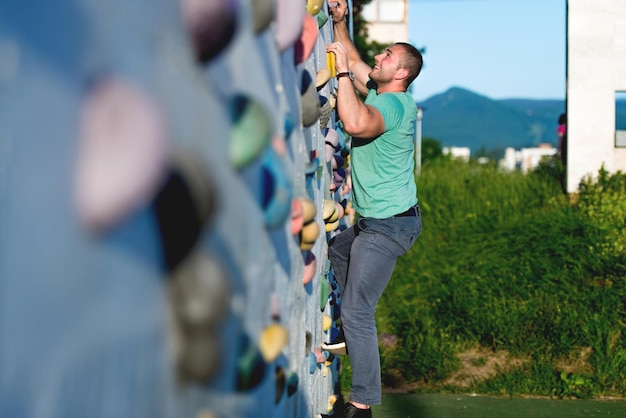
[328,224,358,293]
[342,215,421,406]
[324,225,358,355]
[342,231,399,405]
[325,213,421,415]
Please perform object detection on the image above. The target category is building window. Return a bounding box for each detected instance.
[616,91,626,147]
[362,1,377,22]
[362,0,406,23]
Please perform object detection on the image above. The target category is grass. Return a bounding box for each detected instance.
[339,156,626,399]
[373,393,626,417]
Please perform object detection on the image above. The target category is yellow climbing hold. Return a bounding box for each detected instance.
[327,52,337,78]
[259,323,289,363]
[323,314,332,331]
[322,199,336,221]
[300,197,317,223]
[306,0,324,15]
[300,221,320,251]
[327,394,338,412]
[325,218,339,232]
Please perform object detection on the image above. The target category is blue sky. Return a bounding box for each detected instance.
[407,0,567,101]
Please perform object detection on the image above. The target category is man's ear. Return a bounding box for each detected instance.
[395,68,409,81]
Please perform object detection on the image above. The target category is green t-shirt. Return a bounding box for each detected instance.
[350,88,418,219]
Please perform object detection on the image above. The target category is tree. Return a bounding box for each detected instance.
[352,0,389,68]
[475,146,505,164]
[421,137,443,164]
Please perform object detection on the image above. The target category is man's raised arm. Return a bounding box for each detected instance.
[329,1,372,95]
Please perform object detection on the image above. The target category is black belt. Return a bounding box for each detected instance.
[396,205,418,217]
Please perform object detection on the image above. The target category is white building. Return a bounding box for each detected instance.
[500,144,558,173]
[443,146,471,162]
[566,0,626,192]
[362,0,409,43]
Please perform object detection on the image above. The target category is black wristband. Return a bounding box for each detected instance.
[336,71,353,81]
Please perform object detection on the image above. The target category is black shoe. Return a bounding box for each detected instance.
[319,403,372,418]
[321,327,347,355]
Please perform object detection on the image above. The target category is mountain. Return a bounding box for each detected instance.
[417,87,566,156]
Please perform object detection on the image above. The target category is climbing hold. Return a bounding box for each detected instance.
[291,198,305,236]
[322,199,337,222]
[75,78,169,234]
[320,277,330,311]
[329,87,337,109]
[154,153,217,271]
[327,52,337,77]
[300,197,316,222]
[170,252,231,329]
[284,112,295,140]
[333,166,346,186]
[300,221,320,251]
[316,68,331,90]
[305,153,320,177]
[229,95,272,170]
[275,0,305,51]
[272,134,287,157]
[305,331,313,357]
[299,197,320,251]
[309,352,318,374]
[331,154,344,170]
[259,323,289,363]
[306,0,324,15]
[314,347,326,363]
[319,95,332,129]
[286,370,299,396]
[237,335,267,391]
[327,395,338,413]
[328,290,337,306]
[295,14,318,65]
[324,128,339,162]
[303,250,317,285]
[275,366,286,404]
[258,149,292,228]
[316,10,329,28]
[300,70,320,127]
[270,292,281,321]
[178,332,221,383]
[251,0,274,34]
[168,252,230,384]
[323,314,332,331]
[334,201,345,220]
[180,0,238,63]
[325,218,340,232]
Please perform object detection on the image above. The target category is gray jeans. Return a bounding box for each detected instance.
[328,205,422,405]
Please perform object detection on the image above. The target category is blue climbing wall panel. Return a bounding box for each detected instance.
[0,0,352,417]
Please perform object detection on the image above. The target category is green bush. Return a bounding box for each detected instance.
[363,159,626,399]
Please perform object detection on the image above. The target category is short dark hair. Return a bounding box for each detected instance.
[395,42,423,88]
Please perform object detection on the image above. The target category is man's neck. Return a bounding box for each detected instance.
[377,84,407,94]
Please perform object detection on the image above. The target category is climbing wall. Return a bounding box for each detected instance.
[0,0,352,417]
